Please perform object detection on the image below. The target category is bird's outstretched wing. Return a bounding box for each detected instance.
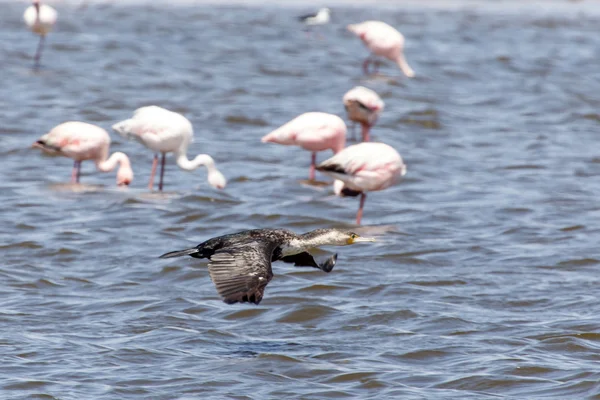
[280,252,338,273]
[208,242,276,305]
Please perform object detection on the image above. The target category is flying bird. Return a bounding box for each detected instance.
[343,86,385,142]
[32,121,133,186]
[23,0,57,69]
[298,7,331,26]
[160,228,375,305]
[261,112,346,181]
[112,106,226,192]
[347,20,415,77]
[317,142,406,224]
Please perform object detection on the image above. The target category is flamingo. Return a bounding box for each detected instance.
[112,106,226,192]
[23,0,57,69]
[347,21,415,77]
[261,112,346,181]
[32,122,133,186]
[343,86,385,142]
[316,142,406,225]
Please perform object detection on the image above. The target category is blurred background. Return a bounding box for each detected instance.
[2,0,600,398]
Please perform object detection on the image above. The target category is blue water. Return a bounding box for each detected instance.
[2,1,600,398]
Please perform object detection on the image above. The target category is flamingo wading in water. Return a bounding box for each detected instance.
[347,21,414,77]
[32,122,134,186]
[343,86,385,142]
[317,142,406,225]
[112,106,226,192]
[23,0,57,69]
[261,112,346,181]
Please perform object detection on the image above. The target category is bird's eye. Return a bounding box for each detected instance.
[351,234,357,239]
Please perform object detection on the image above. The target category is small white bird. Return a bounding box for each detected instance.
[112,106,226,192]
[23,0,57,69]
[298,8,331,26]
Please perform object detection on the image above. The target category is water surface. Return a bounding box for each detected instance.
[2,1,600,398]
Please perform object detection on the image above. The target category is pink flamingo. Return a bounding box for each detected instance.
[317,142,406,225]
[261,112,346,181]
[347,21,415,77]
[32,121,133,186]
[23,0,57,69]
[112,106,226,191]
[343,86,385,142]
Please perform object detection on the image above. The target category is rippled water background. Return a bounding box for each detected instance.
[3,0,600,398]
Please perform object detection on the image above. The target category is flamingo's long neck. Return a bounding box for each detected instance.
[175,150,217,173]
[396,53,415,78]
[96,152,131,173]
[361,123,370,142]
[33,1,40,18]
[175,147,225,189]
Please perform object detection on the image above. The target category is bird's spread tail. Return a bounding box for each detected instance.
[159,248,199,259]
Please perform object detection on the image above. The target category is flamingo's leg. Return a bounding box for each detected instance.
[373,59,380,74]
[362,57,371,75]
[148,153,158,190]
[33,34,45,70]
[158,153,166,191]
[356,193,367,225]
[71,161,81,183]
[309,152,316,181]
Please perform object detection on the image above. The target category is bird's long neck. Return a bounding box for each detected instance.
[361,123,370,142]
[175,151,217,173]
[34,1,40,14]
[284,230,340,255]
[96,152,130,173]
[396,53,415,78]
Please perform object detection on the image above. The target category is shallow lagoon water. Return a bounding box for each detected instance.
[2,1,600,398]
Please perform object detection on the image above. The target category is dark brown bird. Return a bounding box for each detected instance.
[160,228,375,305]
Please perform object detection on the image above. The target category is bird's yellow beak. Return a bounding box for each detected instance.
[348,236,376,244]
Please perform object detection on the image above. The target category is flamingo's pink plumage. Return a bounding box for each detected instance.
[317,142,406,224]
[33,121,133,186]
[347,21,415,78]
[261,112,347,181]
[343,86,385,142]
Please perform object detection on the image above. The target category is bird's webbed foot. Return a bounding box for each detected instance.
[280,251,338,273]
[318,253,337,273]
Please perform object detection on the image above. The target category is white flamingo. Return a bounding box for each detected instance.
[112,106,226,191]
[23,0,57,69]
